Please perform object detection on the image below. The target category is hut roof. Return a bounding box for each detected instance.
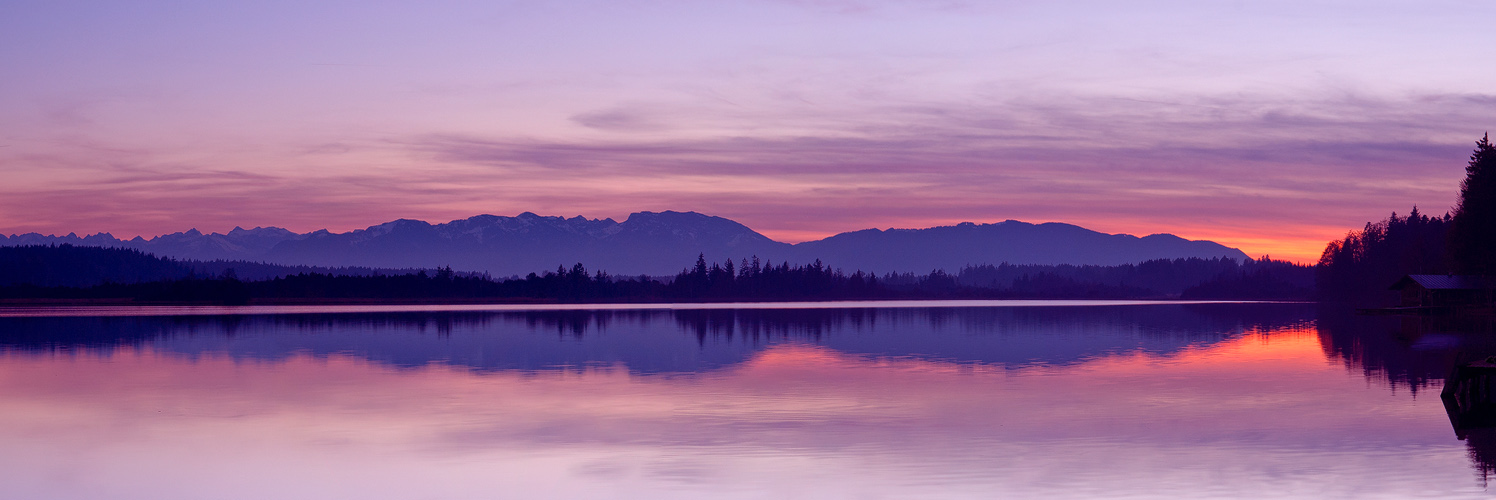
[1390,274,1496,291]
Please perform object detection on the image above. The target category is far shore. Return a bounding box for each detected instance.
[0,297,1308,308]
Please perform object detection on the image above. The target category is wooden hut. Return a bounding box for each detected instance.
[1390,275,1496,308]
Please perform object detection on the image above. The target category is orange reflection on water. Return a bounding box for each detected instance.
[0,324,1481,499]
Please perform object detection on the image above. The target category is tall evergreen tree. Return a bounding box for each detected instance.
[1451,133,1496,274]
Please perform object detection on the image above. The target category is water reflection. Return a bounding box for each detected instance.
[0,303,1313,374]
[1316,307,1496,485]
[0,302,1491,499]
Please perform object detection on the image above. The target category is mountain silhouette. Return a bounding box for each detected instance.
[796,220,1251,271]
[1,211,1249,276]
[258,211,790,276]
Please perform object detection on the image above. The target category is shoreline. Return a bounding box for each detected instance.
[0,298,1313,318]
[0,296,1304,308]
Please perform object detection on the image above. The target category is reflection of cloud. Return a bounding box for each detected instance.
[0,328,1481,498]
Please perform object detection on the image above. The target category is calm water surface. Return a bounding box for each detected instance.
[0,301,1490,499]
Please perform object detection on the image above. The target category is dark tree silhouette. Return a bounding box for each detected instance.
[0,244,193,287]
[1,245,1313,303]
[958,257,1312,299]
[1316,207,1451,305]
[1451,133,1496,274]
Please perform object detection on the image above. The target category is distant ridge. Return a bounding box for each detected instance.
[1,212,1250,276]
[795,220,1252,272]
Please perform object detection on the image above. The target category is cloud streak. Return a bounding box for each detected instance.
[3,1,1494,262]
[4,90,1489,261]
[380,91,1487,259]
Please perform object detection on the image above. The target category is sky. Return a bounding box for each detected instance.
[2,0,1493,263]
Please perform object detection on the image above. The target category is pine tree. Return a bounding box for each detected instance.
[1451,133,1496,274]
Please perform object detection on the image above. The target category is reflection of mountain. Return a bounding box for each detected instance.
[0,304,1314,375]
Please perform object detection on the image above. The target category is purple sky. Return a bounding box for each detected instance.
[3,0,1492,261]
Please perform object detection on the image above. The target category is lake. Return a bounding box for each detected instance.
[0,301,1490,499]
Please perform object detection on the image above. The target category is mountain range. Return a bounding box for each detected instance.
[0,211,1251,276]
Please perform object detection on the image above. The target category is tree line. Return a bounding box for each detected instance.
[0,243,447,288]
[1317,134,1496,305]
[951,257,1311,299]
[0,244,1312,304]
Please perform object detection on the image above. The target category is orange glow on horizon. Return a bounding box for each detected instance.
[756,222,1339,265]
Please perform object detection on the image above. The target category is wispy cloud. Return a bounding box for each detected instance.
[388,90,1491,260]
[6,88,1487,262]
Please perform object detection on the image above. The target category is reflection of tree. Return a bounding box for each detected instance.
[1,303,1317,362]
[1318,305,1496,484]
[1443,360,1496,486]
[1457,428,1496,486]
[1313,307,1496,394]
[670,303,1316,346]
